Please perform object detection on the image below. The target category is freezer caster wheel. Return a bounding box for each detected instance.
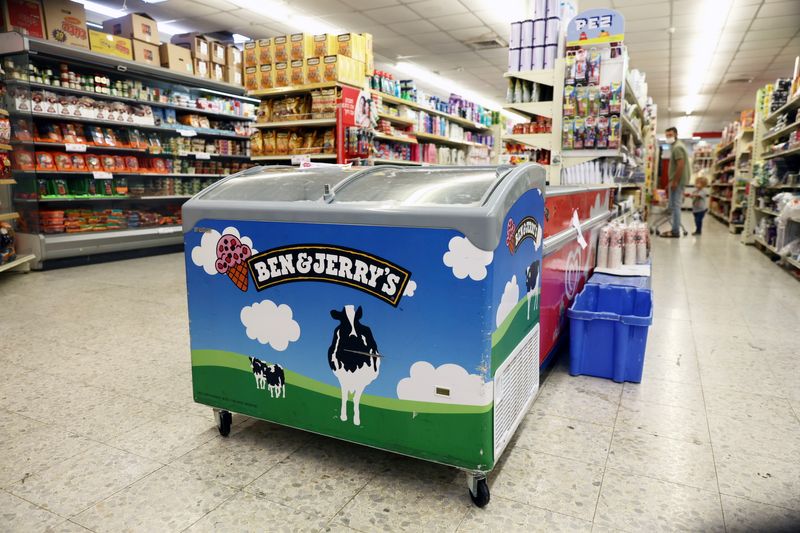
[216,410,232,437]
[467,474,490,507]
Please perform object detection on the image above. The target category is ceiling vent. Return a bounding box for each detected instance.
[725,77,753,84]
[464,34,507,50]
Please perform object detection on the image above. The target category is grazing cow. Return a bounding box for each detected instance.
[249,357,286,398]
[526,259,540,320]
[328,305,381,426]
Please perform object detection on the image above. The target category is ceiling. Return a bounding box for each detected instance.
[82,0,800,134]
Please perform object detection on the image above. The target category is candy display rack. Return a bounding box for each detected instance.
[0,32,258,269]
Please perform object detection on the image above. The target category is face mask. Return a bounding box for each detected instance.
[666,136,675,144]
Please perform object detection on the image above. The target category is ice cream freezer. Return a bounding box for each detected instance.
[182,164,546,506]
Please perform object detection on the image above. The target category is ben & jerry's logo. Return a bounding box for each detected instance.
[506,216,542,254]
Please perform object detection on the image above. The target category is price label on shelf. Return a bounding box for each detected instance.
[178,150,190,157]
[158,226,181,235]
[65,143,87,152]
[291,155,311,165]
[178,129,197,137]
[195,152,211,160]
[92,171,113,180]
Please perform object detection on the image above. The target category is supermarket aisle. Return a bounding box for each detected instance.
[1,214,799,533]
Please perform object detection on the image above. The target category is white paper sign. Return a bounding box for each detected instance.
[291,155,311,165]
[195,152,211,160]
[178,129,197,137]
[92,171,113,180]
[65,143,87,152]
[178,150,190,157]
[571,210,588,249]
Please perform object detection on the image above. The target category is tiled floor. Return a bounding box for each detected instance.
[1,214,799,532]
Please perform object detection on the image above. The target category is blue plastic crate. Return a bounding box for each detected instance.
[588,272,651,290]
[567,284,653,383]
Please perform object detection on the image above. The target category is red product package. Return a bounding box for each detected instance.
[89,126,105,146]
[113,156,127,172]
[70,154,87,171]
[101,155,117,172]
[12,119,33,142]
[85,155,102,171]
[124,156,139,172]
[150,158,167,173]
[13,150,35,171]
[53,153,74,171]
[35,152,56,171]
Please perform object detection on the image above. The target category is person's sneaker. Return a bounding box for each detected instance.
[659,231,680,238]
[692,231,701,235]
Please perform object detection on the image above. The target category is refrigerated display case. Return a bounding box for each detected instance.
[182,164,546,507]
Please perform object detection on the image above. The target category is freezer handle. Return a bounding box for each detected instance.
[543,210,613,256]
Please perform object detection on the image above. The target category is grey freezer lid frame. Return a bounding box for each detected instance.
[182,164,547,251]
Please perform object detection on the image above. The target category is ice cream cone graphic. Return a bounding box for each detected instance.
[215,234,252,292]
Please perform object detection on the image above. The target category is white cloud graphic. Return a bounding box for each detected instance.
[397,361,492,406]
[191,226,257,275]
[443,236,493,281]
[590,191,608,219]
[496,275,519,327]
[240,299,300,351]
[403,280,417,297]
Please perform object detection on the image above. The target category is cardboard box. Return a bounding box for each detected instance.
[211,62,225,82]
[225,65,243,86]
[102,12,159,44]
[243,41,257,68]
[244,66,258,92]
[363,33,374,75]
[43,0,88,48]
[312,34,336,58]
[132,39,160,66]
[290,33,312,61]
[1,0,45,39]
[336,33,365,62]
[171,33,209,61]
[256,38,271,65]
[258,64,272,91]
[305,57,322,84]
[289,59,305,87]
[159,43,193,74]
[322,54,365,87]
[273,61,289,88]
[194,59,210,79]
[273,36,288,63]
[211,41,226,65]
[226,45,242,67]
[88,30,133,60]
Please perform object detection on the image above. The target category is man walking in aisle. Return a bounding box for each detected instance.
[660,126,691,238]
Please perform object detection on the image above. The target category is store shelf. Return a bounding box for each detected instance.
[624,77,644,117]
[0,109,9,117]
[376,113,416,126]
[12,170,229,178]
[754,183,800,190]
[504,69,556,87]
[374,132,417,144]
[754,236,778,254]
[251,153,336,161]
[12,141,148,153]
[254,118,336,128]
[716,153,736,166]
[711,195,731,202]
[756,207,780,217]
[762,145,800,160]
[415,131,471,147]
[0,212,21,221]
[13,111,250,139]
[18,195,191,203]
[5,80,255,122]
[0,143,12,151]
[370,158,421,166]
[716,140,735,154]
[0,179,16,185]
[784,255,800,270]
[502,101,554,119]
[370,90,490,131]
[711,182,733,187]
[249,82,354,97]
[762,120,800,143]
[502,133,552,150]
[0,254,36,273]
[764,94,800,124]
[621,115,642,145]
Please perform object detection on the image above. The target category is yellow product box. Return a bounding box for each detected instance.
[88,30,133,60]
[322,54,365,87]
[132,39,160,66]
[273,61,289,87]
[257,38,272,65]
[259,64,273,90]
[160,43,193,74]
[225,65,243,86]
[363,32,374,75]
[210,41,226,65]
[226,45,242,67]
[244,66,258,92]
[305,57,322,85]
[243,41,257,68]
[312,34,336,57]
[273,36,288,63]
[290,59,304,87]
[290,33,312,61]
[102,12,159,44]
[43,0,89,49]
[336,33,365,62]
[194,59,209,79]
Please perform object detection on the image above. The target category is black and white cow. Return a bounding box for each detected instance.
[327,305,381,426]
[249,357,286,398]
[526,259,540,320]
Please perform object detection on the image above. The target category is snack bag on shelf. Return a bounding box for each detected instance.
[262,131,276,154]
[86,154,102,171]
[70,154,87,171]
[609,116,620,149]
[13,119,33,142]
[250,131,263,156]
[563,85,575,117]
[596,116,609,149]
[562,119,574,149]
[53,153,73,172]
[588,85,600,116]
[599,86,611,116]
[275,132,289,154]
[573,117,585,149]
[36,123,62,143]
[584,116,596,149]
[576,86,588,116]
[609,82,621,114]
[36,151,56,171]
